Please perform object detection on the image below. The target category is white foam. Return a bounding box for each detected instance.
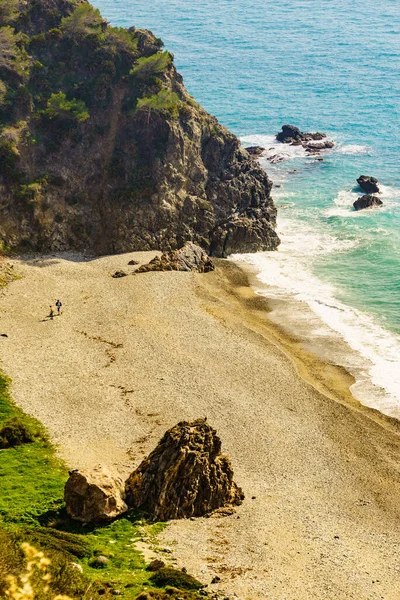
[336,144,371,155]
[326,185,400,217]
[241,134,309,162]
[231,218,400,418]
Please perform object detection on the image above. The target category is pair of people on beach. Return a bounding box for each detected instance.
[49,300,62,319]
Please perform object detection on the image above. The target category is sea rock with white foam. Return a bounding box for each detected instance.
[276,124,334,153]
[357,175,380,194]
[353,194,383,211]
[245,146,266,157]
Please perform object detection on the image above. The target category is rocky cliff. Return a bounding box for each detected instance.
[0,0,279,256]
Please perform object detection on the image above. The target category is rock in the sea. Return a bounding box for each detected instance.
[112,271,127,278]
[276,124,303,143]
[353,194,383,211]
[125,419,244,520]
[210,208,280,258]
[245,146,265,157]
[128,260,139,266]
[135,242,215,273]
[276,124,334,151]
[357,175,380,194]
[64,467,128,522]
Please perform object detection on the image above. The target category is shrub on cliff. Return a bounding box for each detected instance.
[60,3,103,39]
[0,26,30,77]
[137,89,180,117]
[42,91,89,123]
[131,51,172,79]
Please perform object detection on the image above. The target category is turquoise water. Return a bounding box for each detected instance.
[94,0,400,412]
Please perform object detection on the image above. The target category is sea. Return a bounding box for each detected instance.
[93,0,400,417]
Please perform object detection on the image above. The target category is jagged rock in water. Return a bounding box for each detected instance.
[210,207,280,257]
[125,419,244,520]
[353,194,383,211]
[276,124,334,152]
[112,270,127,278]
[357,175,380,194]
[135,242,214,273]
[245,146,265,157]
[0,0,279,258]
[64,467,128,522]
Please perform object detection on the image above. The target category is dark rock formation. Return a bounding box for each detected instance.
[125,419,244,520]
[357,175,380,194]
[128,259,139,265]
[147,560,166,572]
[210,207,280,257]
[276,124,334,152]
[353,195,383,211]
[0,0,279,258]
[112,271,127,278]
[135,242,214,273]
[245,146,265,157]
[64,467,128,522]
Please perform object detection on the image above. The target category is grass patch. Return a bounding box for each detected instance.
[0,373,203,598]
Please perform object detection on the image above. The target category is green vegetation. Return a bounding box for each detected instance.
[43,92,90,123]
[0,26,30,77]
[60,4,103,39]
[0,373,204,598]
[149,568,203,591]
[137,90,180,117]
[131,52,172,79]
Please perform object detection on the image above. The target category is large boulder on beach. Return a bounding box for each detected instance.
[357,175,380,194]
[64,467,128,522]
[353,194,383,211]
[125,419,244,520]
[135,242,215,274]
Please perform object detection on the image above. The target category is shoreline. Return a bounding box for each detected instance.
[205,259,400,437]
[2,253,400,598]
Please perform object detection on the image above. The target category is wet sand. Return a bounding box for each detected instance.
[1,253,400,599]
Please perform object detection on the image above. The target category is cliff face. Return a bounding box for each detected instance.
[0,0,279,256]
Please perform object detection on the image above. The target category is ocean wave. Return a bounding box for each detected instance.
[336,144,371,155]
[231,219,400,418]
[325,186,400,217]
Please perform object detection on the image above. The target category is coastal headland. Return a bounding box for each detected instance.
[1,253,400,599]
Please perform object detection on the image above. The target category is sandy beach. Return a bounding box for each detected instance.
[1,253,400,600]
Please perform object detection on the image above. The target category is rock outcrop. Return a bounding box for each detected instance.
[135,242,214,273]
[276,124,334,152]
[245,146,265,157]
[125,419,244,520]
[64,467,128,522]
[353,194,383,211]
[0,0,279,257]
[357,175,380,194]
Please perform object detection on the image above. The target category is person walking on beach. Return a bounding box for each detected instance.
[49,306,54,320]
[55,299,62,315]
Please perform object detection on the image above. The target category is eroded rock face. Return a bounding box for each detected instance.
[125,419,244,520]
[210,207,280,258]
[353,194,383,211]
[0,0,279,258]
[135,242,214,273]
[64,467,128,522]
[357,175,380,194]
